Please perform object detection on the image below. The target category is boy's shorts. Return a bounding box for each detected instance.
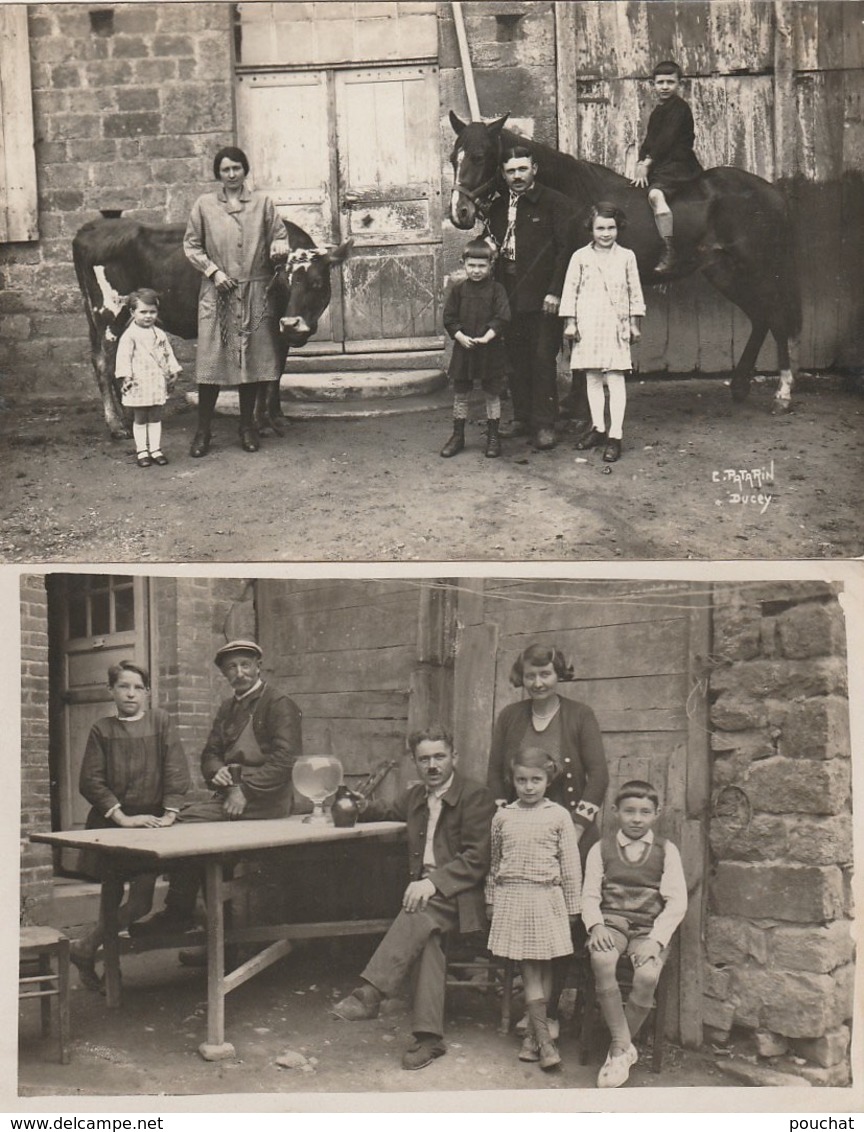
[601,914,669,966]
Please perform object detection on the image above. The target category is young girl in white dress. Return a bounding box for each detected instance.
[116,288,182,467]
[560,202,645,463]
[486,747,582,1071]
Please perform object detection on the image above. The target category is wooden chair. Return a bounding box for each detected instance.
[19,926,71,1064]
[577,941,676,1073]
[445,934,516,1035]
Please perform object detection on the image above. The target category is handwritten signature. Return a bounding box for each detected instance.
[712,462,775,514]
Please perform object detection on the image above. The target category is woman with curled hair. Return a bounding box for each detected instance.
[487,642,609,848]
[183,145,291,458]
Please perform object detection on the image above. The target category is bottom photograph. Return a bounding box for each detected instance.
[18,573,856,1099]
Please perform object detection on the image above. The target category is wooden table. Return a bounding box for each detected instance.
[31,818,404,1061]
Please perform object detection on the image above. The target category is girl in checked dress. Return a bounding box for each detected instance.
[486,748,582,1071]
[560,202,645,463]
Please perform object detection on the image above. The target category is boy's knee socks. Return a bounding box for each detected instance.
[596,986,631,1051]
[485,394,501,420]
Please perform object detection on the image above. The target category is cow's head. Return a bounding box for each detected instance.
[269,242,352,349]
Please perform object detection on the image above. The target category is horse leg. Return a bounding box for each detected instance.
[702,259,769,403]
[772,334,795,415]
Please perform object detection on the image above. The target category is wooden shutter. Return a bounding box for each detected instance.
[0,5,38,242]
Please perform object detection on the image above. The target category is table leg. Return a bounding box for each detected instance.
[198,858,236,1062]
[101,870,124,1008]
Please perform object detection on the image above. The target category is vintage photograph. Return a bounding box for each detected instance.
[17,571,857,1101]
[0,1,862,562]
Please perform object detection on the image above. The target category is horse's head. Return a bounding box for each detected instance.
[448,111,509,229]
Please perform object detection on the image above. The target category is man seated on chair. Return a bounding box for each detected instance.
[581,779,687,1089]
[331,726,496,1071]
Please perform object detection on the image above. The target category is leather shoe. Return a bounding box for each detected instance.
[330,987,381,1021]
[189,432,211,458]
[401,1035,446,1070]
[70,947,103,992]
[240,427,260,453]
[498,419,528,439]
[534,427,556,450]
[128,911,198,938]
[575,427,607,450]
[603,438,622,463]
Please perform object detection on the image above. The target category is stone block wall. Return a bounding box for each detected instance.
[705,581,854,1085]
[20,574,53,925]
[0,2,234,398]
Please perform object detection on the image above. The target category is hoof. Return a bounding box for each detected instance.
[772,398,792,415]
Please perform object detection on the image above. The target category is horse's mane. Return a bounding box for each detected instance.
[498,127,629,205]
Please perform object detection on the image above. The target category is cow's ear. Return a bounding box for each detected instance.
[487,113,509,135]
[327,240,353,265]
[449,110,468,135]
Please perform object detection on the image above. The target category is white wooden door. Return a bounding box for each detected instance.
[236,63,442,353]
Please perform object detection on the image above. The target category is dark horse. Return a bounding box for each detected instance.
[449,112,801,413]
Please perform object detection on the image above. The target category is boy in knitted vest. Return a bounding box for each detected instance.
[581,780,687,1088]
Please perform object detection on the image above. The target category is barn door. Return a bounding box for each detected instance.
[236,63,442,354]
[451,578,710,1047]
[334,65,442,351]
[52,576,151,866]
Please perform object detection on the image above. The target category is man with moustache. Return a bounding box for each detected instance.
[486,146,576,450]
[132,639,302,937]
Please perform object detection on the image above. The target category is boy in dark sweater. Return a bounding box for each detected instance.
[582,780,687,1088]
[632,60,703,275]
[441,239,511,458]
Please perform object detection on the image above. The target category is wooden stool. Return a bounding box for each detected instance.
[19,926,71,1064]
[445,935,516,1035]
[578,947,673,1073]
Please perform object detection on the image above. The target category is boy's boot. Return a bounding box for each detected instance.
[485,419,501,458]
[526,999,561,1070]
[440,419,466,458]
[654,213,676,274]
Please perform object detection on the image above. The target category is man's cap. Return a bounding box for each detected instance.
[214,639,263,667]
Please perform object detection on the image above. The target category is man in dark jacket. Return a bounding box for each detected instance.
[485,146,576,449]
[331,726,496,1070]
[132,639,302,935]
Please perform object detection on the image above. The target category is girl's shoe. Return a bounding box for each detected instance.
[603,438,622,463]
[538,1039,562,1071]
[136,452,152,468]
[150,450,169,466]
[575,428,607,450]
[518,1032,540,1062]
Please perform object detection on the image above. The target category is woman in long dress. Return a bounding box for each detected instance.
[183,146,290,457]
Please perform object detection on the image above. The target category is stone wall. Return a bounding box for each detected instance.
[705,581,854,1085]
[0,2,233,398]
[20,574,53,925]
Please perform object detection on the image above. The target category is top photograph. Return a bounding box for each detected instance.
[1,0,862,563]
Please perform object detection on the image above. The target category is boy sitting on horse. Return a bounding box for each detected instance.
[632,60,703,275]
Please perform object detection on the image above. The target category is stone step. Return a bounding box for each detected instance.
[282,369,445,402]
[186,385,453,421]
[283,349,444,374]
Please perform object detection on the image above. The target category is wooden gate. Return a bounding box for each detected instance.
[451,578,710,1047]
[237,63,443,354]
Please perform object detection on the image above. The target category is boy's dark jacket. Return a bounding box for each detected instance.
[362,771,496,933]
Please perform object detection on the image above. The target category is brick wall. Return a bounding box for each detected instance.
[20,575,53,925]
[704,581,854,1085]
[0,2,234,398]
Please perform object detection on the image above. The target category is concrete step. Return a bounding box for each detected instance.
[282,369,445,402]
[283,349,444,374]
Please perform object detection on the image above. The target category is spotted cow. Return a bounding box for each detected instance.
[72,216,350,438]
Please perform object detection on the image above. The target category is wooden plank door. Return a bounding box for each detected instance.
[451,578,710,1046]
[236,69,340,349]
[55,576,151,836]
[334,64,443,352]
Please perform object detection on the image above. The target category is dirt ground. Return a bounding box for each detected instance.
[1,372,862,563]
[19,937,729,1101]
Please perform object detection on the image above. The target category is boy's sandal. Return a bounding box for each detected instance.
[136,453,152,468]
[149,451,169,466]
